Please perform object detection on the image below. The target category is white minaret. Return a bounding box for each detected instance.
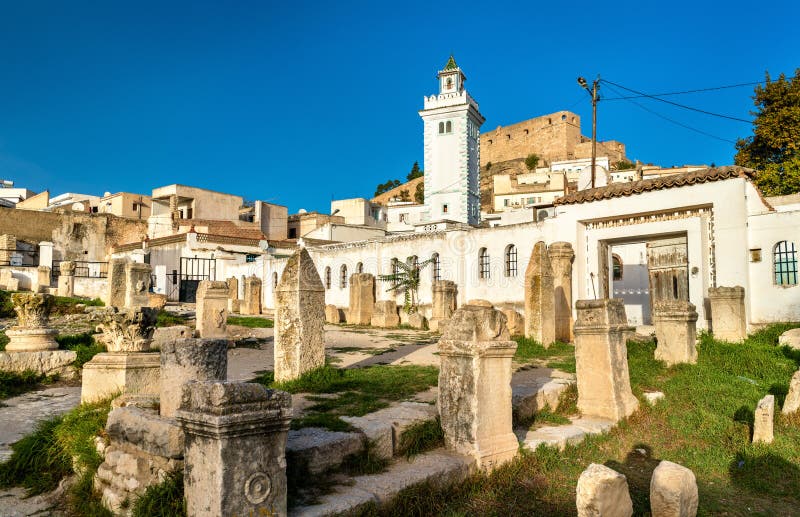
[419,56,485,226]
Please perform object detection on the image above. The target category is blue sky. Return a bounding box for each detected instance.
[1,0,797,213]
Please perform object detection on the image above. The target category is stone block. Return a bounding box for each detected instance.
[753,394,774,444]
[159,338,228,418]
[370,300,400,327]
[524,241,555,347]
[501,309,525,336]
[4,328,59,352]
[148,293,167,310]
[124,261,152,309]
[286,427,365,475]
[779,328,800,350]
[407,312,428,330]
[357,401,439,455]
[105,407,185,458]
[576,463,633,517]
[325,304,343,324]
[644,391,666,405]
[340,416,394,460]
[57,274,75,298]
[348,273,375,325]
[782,369,800,415]
[430,280,457,333]
[653,300,698,366]
[438,303,518,471]
[35,266,51,293]
[107,258,128,307]
[574,299,639,423]
[152,325,192,349]
[549,242,575,343]
[650,460,698,517]
[519,425,586,451]
[81,352,161,404]
[708,286,746,342]
[0,350,77,378]
[241,275,262,315]
[195,280,229,339]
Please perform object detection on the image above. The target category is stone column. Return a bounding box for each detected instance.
[241,275,262,315]
[574,299,639,423]
[57,260,76,297]
[124,261,152,309]
[549,241,575,343]
[5,293,59,351]
[81,307,161,403]
[753,394,774,444]
[38,241,54,269]
[176,381,292,517]
[524,241,555,347]
[653,300,698,366]
[196,280,229,339]
[107,258,128,307]
[160,338,228,418]
[708,286,747,342]
[371,300,400,327]
[348,273,375,325]
[429,280,458,333]
[226,276,240,313]
[36,265,52,293]
[438,303,518,471]
[274,248,325,382]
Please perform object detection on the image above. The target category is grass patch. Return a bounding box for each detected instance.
[0,331,9,351]
[52,295,104,315]
[366,323,800,516]
[56,332,105,368]
[0,290,15,318]
[0,370,57,399]
[514,337,574,363]
[255,364,438,431]
[156,310,187,327]
[227,315,274,328]
[397,417,445,459]
[131,470,186,517]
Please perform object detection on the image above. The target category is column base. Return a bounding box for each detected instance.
[5,328,59,351]
[81,352,161,404]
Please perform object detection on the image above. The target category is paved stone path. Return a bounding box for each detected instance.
[0,386,81,462]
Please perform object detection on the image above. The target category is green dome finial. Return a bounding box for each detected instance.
[443,55,458,71]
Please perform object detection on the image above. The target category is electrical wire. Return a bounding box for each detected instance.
[603,81,762,100]
[601,82,738,144]
[602,79,752,123]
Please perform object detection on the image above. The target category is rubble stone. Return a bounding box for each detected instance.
[576,463,633,517]
[782,370,800,415]
[650,460,699,517]
[753,394,774,444]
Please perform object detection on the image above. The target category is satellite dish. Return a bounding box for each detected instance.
[577,165,610,191]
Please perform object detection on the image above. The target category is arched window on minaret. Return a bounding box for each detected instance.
[438,122,444,134]
[446,121,452,133]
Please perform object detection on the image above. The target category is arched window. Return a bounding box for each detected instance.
[340,265,348,288]
[272,272,278,289]
[438,122,444,134]
[504,245,517,277]
[479,248,490,279]
[431,253,441,281]
[324,267,331,289]
[774,241,798,285]
[445,121,452,133]
[356,262,364,274]
[612,254,623,281]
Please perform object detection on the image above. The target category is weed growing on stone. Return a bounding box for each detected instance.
[0,331,8,351]
[397,417,444,459]
[56,332,105,368]
[155,310,187,327]
[0,370,57,400]
[364,324,800,516]
[131,470,186,517]
[227,316,274,328]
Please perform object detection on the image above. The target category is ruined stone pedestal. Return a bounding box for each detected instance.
[649,460,699,517]
[57,260,76,297]
[81,353,161,403]
[5,293,58,351]
[429,280,457,333]
[708,286,747,342]
[274,248,325,382]
[549,242,575,343]
[0,350,77,378]
[371,300,399,327]
[176,381,292,517]
[0,269,19,291]
[501,309,525,336]
[653,300,698,366]
[525,241,555,347]
[125,261,153,309]
[196,280,229,338]
[226,276,239,313]
[753,394,774,444]
[574,299,639,423]
[160,338,228,418]
[36,265,51,293]
[325,304,343,324]
[348,273,375,325]
[107,258,127,307]
[241,275,262,315]
[438,303,518,471]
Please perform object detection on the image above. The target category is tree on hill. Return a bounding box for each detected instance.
[374,179,402,197]
[524,153,540,171]
[735,69,800,195]
[414,182,424,204]
[407,161,424,181]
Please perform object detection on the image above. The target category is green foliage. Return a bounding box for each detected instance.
[52,295,104,315]
[414,182,424,204]
[374,178,402,197]
[406,161,423,181]
[156,310,187,327]
[397,417,444,459]
[0,370,56,399]
[227,316,274,328]
[132,470,186,517]
[398,189,411,202]
[513,337,575,372]
[735,69,800,195]
[68,471,114,517]
[56,332,105,368]
[614,159,636,171]
[0,331,8,351]
[525,153,540,170]
[0,289,15,318]
[485,161,492,170]
[377,258,434,314]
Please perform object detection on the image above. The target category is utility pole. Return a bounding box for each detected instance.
[577,76,600,188]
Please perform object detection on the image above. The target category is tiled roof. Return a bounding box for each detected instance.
[554,166,757,206]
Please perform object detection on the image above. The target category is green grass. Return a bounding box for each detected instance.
[0,290,15,318]
[397,417,445,459]
[0,331,9,351]
[363,324,800,516]
[227,315,274,328]
[52,295,104,315]
[255,364,439,431]
[155,310,187,327]
[513,337,576,372]
[0,370,57,399]
[56,332,105,368]
[131,470,186,517]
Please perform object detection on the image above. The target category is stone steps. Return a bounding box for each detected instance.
[511,367,575,422]
[515,416,614,451]
[289,448,475,517]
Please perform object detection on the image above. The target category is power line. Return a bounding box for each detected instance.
[601,82,738,144]
[602,79,752,123]
[603,81,762,101]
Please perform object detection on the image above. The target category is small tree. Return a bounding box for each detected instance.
[414,182,424,204]
[614,159,635,171]
[525,153,540,171]
[398,189,411,202]
[407,161,423,181]
[378,258,434,314]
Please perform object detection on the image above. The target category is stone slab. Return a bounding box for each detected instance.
[81,352,161,404]
[517,424,587,451]
[340,415,393,460]
[511,368,574,421]
[359,401,438,454]
[286,427,364,475]
[105,406,185,458]
[0,350,77,379]
[570,417,615,435]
